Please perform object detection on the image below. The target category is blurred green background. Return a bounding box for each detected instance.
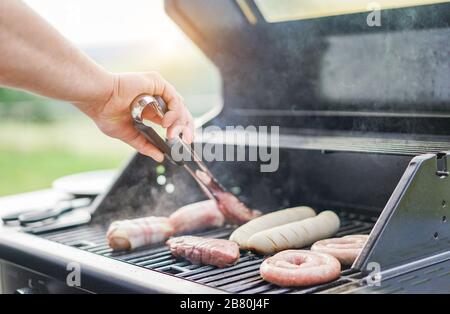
[0,0,220,196]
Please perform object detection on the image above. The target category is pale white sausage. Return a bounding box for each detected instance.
[229,206,316,249]
[247,210,340,254]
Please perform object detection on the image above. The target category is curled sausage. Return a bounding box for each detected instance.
[260,250,341,287]
[311,234,369,265]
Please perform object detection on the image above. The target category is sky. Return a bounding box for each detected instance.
[24,0,187,48]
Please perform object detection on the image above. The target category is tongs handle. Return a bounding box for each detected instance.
[131,94,167,121]
[130,95,183,164]
[130,94,227,199]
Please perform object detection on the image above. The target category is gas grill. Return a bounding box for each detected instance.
[1,0,450,294]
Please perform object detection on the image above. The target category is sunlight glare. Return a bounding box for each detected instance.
[24,0,187,48]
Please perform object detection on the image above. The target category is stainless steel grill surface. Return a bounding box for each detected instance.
[40,212,375,294]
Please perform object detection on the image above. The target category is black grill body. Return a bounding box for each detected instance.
[1,1,450,293]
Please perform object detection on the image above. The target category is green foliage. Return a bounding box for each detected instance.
[0,147,126,196]
[0,88,58,123]
[0,88,34,102]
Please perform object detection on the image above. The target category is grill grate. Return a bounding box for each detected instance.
[40,212,375,294]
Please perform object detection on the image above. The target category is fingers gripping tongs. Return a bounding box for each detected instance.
[130,95,226,201]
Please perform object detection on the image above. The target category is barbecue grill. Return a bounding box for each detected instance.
[1,0,450,294]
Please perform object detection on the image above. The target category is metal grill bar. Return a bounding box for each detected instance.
[201,130,450,156]
[39,212,375,294]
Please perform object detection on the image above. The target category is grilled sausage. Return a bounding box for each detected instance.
[166,236,240,268]
[214,191,261,225]
[311,234,369,265]
[195,170,260,224]
[107,217,174,250]
[169,200,225,234]
[247,210,340,254]
[260,250,341,287]
[229,206,316,249]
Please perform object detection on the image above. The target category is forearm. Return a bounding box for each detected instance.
[0,0,113,116]
[0,0,193,161]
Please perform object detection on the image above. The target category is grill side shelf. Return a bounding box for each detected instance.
[355,151,450,278]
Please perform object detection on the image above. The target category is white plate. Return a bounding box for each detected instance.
[0,189,72,220]
[52,170,117,196]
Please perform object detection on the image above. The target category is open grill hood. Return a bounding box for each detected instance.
[166,0,450,136]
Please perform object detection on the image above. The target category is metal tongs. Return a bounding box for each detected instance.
[1,197,92,225]
[130,95,226,201]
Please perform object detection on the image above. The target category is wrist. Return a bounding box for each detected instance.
[73,70,117,120]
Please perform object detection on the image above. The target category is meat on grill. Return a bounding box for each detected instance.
[229,206,316,249]
[311,234,369,265]
[260,250,341,287]
[166,236,240,268]
[169,200,224,234]
[195,169,261,225]
[106,200,225,250]
[107,217,174,250]
[247,211,340,254]
[214,191,262,225]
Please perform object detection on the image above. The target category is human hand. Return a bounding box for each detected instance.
[82,72,194,162]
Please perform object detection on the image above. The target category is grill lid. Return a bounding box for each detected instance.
[165,0,450,136]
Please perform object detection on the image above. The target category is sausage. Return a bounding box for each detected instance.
[260,250,341,287]
[229,206,316,249]
[166,236,240,268]
[107,217,174,250]
[169,200,225,234]
[311,234,369,265]
[214,191,261,225]
[195,170,260,224]
[247,210,340,254]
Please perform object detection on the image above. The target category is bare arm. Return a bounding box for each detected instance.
[0,0,194,161]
